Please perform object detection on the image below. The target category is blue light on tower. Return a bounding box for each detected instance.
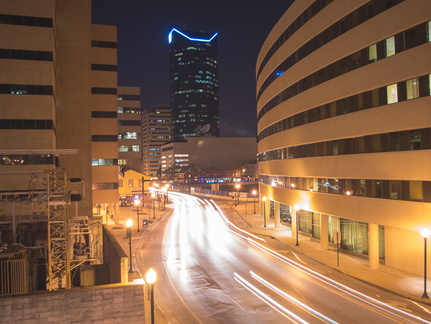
[168,28,218,44]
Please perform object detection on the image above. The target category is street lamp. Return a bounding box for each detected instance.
[235,183,241,206]
[262,196,267,228]
[422,228,431,298]
[252,189,257,214]
[294,204,300,246]
[145,268,157,324]
[134,199,141,232]
[126,219,133,273]
[151,193,156,219]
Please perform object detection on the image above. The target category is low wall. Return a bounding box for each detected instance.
[0,283,144,323]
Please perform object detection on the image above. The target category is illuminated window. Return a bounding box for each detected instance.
[368,44,377,62]
[132,145,140,152]
[385,36,395,57]
[128,179,133,187]
[406,78,419,100]
[386,84,398,104]
[118,179,123,187]
[427,21,431,42]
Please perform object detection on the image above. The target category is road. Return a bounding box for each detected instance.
[136,192,431,323]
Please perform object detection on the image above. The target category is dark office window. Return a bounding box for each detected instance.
[91,111,117,118]
[91,87,117,95]
[118,120,140,126]
[0,84,53,95]
[117,95,141,101]
[91,40,117,48]
[0,48,53,61]
[91,64,117,71]
[0,119,53,129]
[0,14,53,27]
[91,135,118,142]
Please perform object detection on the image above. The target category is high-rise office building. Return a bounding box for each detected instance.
[168,28,220,141]
[117,86,142,173]
[0,0,119,291]
[141,106,172,176]
[257,0,431,276]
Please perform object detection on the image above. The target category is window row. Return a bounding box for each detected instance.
[0,119,53,130]
[260,175,431,203]
[118,145,140,152]
[118,94,141,101]
[0,14,53,27]
[91,87,117,95]
[258,18,431,120]
[118,107,141,114]
[92,159,118,166]
[0,84,53,95]
[91,111,117,118]
[92,182,118,190]
[91,135,117,142]
[118,132,140,140]
[1,154,56,165]
[257,0,405,101]
[257,0,333,78]
[91,64,117,71]
[91,40,117,49]
[0,48,53,61]
[118,120,140,126]
[258,73,431,141]
[258,128,431,161]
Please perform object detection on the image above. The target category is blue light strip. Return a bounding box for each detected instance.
[168,28,218,44]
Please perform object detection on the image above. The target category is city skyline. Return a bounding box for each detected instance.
[91,0,294,137]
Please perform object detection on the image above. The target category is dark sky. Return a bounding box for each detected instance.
[91,1,294,137]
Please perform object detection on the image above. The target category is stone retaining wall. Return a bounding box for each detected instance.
[0,283,144,323]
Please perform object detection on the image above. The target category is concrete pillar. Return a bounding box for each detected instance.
[261,198,268,227]
[320,214,329,251]
[274,201,280,228]
[369,223,379,269]
[291,207,298,239]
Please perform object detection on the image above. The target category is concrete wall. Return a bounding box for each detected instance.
[0,283,144,323]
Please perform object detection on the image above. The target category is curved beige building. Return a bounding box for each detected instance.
[257,0,431,275]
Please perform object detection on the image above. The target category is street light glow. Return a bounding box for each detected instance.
[422,228,431,239]
[126,218,133,227]
[146,268,157,284]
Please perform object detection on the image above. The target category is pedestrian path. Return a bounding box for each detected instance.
[222,199,431,305]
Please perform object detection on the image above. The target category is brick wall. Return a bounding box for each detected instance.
[0,283,144,323]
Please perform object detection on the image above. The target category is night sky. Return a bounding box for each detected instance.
[91,1,294,137]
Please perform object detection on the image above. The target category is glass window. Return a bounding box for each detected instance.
[406,78,419,100]
[118,179,123,187]
[128,179,133,187]
[368,44,377,62]
[132,145,140,152]
[385,36,395,57]
[119,145,128,152]
[427,21,431,42]
[387,84,398,104]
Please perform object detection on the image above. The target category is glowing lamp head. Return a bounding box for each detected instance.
[252,189,257,195]
[262,196,267,202]
[126,219,133,228]
[422,228,431,239]
[235,183,240,189]
[294,204,300,211]
[145,268,157,284]
[134,199,141,206]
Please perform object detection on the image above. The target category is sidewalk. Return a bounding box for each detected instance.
[223,198,431,305]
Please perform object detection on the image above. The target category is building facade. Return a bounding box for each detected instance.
[141,106,172,177]
[0,0,119,291]
[257,0,431,275]
[168,28,220,140]
[117,86,142,173]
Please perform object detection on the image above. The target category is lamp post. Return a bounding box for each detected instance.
[126,219,133,273]
[422,228,431,298]
[146,268,157,324]
[134,199,141,232]
[294,204,300,246]
[235,183,240,206]
[262,196,267,228]
[151,193,156,219]
[252,190,257,214]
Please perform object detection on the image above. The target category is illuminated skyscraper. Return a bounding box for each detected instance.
[168,28,220,141]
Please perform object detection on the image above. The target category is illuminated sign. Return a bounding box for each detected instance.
[168,28,218,44]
